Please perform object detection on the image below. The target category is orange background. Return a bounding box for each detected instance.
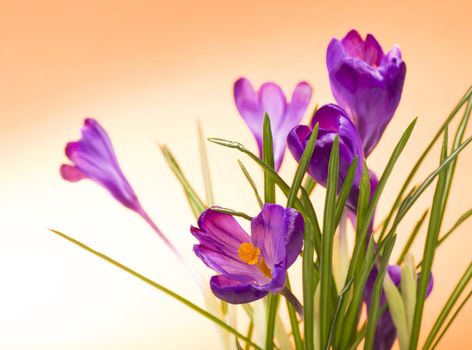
[0,0,470,349]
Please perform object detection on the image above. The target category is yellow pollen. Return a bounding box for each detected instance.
[238,242,260,265]
[238,242,272,279]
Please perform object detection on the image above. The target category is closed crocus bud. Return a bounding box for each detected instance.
[287,104,377,211]
[327,30,406,156]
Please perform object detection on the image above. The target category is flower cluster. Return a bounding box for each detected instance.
[59,30,454,350]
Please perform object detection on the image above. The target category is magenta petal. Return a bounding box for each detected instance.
[251,204,304,269]
[210,275,268,304]
[234,77,312,171]
[61,118,142,212]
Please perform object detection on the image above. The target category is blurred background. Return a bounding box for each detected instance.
[0,0,470,349]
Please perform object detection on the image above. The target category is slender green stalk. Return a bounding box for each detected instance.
[263,113,275,204]
[396,209,429,264]
[49,229,262,350]
[334,157,358,224]
[379,87,472,239]
[304,177,317,196]
[430,290,472,350]
[238,160,264,208]
[438,209,472,245]
[286,277,304,350]
[364,236,397,350]
[423,262,472,350]
[325,278,353,350]
[287,123,319,208]
[266,294,280,350]
[320,136,339,349]
[409,130,450,350]
[197,121,214,205]
[244,321,255,350]
[303,220,315,350]
[210,207,253,221]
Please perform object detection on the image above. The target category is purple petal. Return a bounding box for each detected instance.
[192,208,251,254]
[210,275,268,304]
[234,77,312,170]
[250,204,304,269]
[327,30,406,156]
[61,118,142,212]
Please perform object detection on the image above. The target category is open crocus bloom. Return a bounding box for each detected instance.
[191,204,304,304]
[287,104,377,210]
[327,30,406,156]
[365,265,434,350]
[234,77,312,171]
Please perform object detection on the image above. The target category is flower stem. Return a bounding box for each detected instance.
[281,286,304,318]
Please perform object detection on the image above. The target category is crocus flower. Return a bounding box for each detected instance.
[60,118,179,255]
[191,204,304,304]
[287,104,377,210]
[365,265,434,350]
[234,77,312,171]
[327,30,406,156]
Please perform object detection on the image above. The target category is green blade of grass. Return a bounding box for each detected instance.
[287,123,319,208]
[263,113,275,204]
[197,121,215,205]
[286,277,304,350]
[422,262,472,350]
[49,229,262,350]
[303,220,315,350]
[430,289,472,350]
[238,160,264,208]
[396,209,429,264]
[303,177,317,196]
[265,294,280,350]
[379,87,472,239]
[334,157,358,225]
[364,235,397,350]
[320,136,339,349]
[438,208,472,245]
[160,144,206,218]
[209,207,253,221]
[409,130,450,350]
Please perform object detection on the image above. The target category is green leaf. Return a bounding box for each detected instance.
[197,121,215,206]
[263,113,276,204]
[244,321,254,350]
[320,136,339,349]
[396,209,429,264]
[423,262,472,350]
[160,144,206,218]
[49,229,262,350]
[326,278,354,350]
[430,289,472,350]
[287,123,319,208]
[334,157,359,225]
[286,277,303,350]
[303,220,316,350]
[209,207,253,221]
[379,87,472,239]
[409,129,450,350]
[384,269,409,350]
[238,160,264,208]
[303,177,317,196]
[265,294,280,350]
[438,208,472,245]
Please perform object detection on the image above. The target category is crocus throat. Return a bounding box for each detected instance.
[238,242,272,279]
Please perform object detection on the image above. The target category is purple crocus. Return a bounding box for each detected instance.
[327,30,406,156]
[234,77,313,171]
[60,118,179,256]
[287,104,377,210]
[365,266,434,350]
[191,204,304,304]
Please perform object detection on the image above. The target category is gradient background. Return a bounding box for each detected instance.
[0,0,471,349]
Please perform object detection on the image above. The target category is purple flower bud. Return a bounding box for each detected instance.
[234,77,312,171]
[191,204,304,304]
[327,30,406,156]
